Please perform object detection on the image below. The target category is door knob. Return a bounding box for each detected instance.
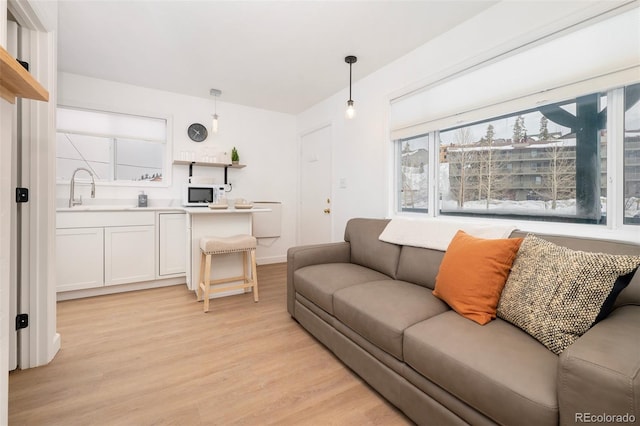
[323,208,331,214]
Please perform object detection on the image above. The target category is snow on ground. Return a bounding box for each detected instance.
[437,163,640,218]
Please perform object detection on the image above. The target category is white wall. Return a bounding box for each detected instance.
[58,72,298,263]
[296,0,630,241]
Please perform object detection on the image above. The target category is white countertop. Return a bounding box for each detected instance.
[56,205,270,213]
[56,205,184,212]
[183,207,271,214]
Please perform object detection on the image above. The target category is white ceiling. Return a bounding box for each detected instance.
[57,1,498,114]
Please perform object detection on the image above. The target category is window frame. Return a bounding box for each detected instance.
[392,84,640,242]
[56,104,174,188]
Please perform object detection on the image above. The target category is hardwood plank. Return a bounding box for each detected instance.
[9,263,412,425]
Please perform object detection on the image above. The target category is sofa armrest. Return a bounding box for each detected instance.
[286,242,351,316]
[558,305,640,425]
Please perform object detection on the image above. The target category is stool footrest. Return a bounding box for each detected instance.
[201,275,248,286]
[199,281,256,295]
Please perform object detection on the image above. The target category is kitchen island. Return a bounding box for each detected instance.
[183,207,270,296]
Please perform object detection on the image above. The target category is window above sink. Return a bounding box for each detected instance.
[56,106,170,186]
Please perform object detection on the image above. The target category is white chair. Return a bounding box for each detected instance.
[197,235,258,313]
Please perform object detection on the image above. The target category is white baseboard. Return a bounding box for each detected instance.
[49,333,61,365]
[56,276,186,301]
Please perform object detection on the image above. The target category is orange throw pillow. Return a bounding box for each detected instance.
[433,230,523,325]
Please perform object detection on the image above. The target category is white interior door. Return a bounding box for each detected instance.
[299,124,332,245]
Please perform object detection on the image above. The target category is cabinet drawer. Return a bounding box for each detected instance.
[57,211,155,229]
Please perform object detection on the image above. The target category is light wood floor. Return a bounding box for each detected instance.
[9,263,412,426]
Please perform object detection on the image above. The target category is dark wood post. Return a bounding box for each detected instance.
[575,94,601,220]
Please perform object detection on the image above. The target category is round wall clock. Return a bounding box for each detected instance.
[188,123,208,142]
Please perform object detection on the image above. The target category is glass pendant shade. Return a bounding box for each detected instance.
[346,100,355,119]
[212,114,219,133]
[210,88,221,133]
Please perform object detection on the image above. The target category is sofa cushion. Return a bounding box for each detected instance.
[333,280,449,360]
[404,311,558,426]
[294,263,391,315]
[396,245,445,290]
[344,218,401,279]
[433,230,523,325]
[497,234,640,355]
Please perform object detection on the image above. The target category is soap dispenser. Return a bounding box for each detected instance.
[138,191,148,208]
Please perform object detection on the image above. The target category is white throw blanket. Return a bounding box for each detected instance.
[378,218,516,251]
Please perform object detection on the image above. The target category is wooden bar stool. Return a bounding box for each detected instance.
[197,235,259,313]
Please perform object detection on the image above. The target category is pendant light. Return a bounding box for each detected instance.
[345,55,357,119]
[210,88,221,133]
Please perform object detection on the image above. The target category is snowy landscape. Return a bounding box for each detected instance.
[401,159,640,220]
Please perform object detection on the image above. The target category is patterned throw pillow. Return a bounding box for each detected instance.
[497,234,640,355]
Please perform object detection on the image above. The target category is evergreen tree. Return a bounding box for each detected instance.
[539,116,550,140]
[512,115,526,143]
[486,124,495,144]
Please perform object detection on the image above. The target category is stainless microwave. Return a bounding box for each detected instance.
[183,184,225,207]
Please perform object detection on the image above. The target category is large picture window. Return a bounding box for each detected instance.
[391,7,638,231]
[440,93,606,223]
[395,83,639,226]
[56,107,167,184]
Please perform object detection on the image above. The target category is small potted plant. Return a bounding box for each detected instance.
[231,147,239,165]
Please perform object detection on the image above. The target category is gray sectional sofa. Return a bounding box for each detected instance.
[286,218,640,425]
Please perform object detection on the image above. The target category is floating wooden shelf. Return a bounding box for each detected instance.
[0,45,49,104]
[173,160,246,169]
[173,160,246,185]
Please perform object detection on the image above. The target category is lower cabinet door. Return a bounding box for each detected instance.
[56,227,105,291]
[158,213,187,276]
[104,225,155,286]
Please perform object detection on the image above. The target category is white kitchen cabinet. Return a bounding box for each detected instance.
[104,225,155,286]
[56,227,104,291]
[158,213,186,276]
[56,211,159,293]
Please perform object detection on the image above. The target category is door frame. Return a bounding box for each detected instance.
[1,3,13,424]
[6,18,18,374]
[1,0,58,418]
[9,0,59,371]
[297,122,333,245]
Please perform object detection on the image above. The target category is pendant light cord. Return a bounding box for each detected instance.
[349,62,352,101]
[345,56,357,101]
